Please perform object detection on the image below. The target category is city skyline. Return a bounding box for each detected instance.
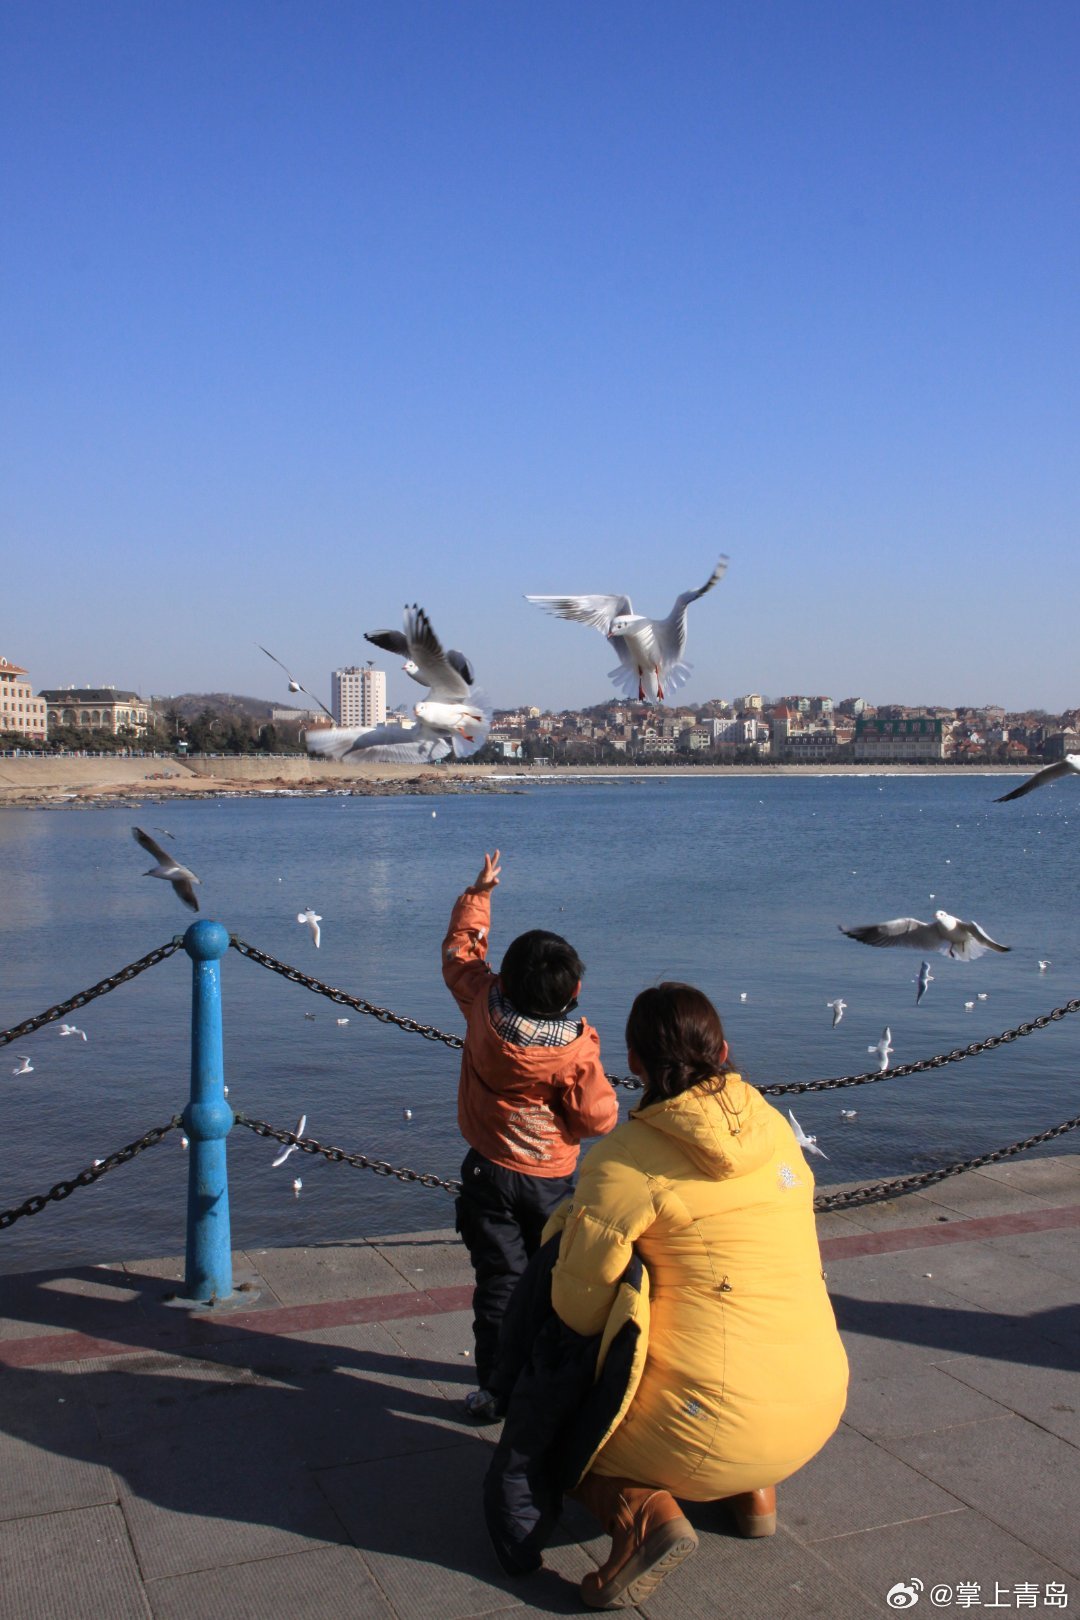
[3,5,1077,712]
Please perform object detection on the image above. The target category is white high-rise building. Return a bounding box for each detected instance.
[332,666,387,727]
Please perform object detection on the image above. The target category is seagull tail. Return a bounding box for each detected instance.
[451,693,492,759]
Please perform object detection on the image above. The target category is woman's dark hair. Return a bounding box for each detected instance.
[500,930,584,1019]
[625,982,731,1104]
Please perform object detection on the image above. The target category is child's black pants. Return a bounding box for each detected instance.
[455,1148,575,1389]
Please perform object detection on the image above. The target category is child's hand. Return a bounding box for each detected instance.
[473,850,501,892]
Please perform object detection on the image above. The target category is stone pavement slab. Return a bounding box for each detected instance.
[146,1546,394,1620]
[880,1413,1080,1576]
[0,1503,149,1620]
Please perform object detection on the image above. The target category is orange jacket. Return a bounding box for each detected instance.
[441,887,618,1177]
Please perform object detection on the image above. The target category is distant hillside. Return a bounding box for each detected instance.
[150,692,278,723]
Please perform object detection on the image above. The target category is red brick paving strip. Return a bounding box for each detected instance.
[2,1206,1077,1370]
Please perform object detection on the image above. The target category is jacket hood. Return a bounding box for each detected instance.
[630,1074,775,1179]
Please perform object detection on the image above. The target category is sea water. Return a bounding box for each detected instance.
[0,774,1076,1275]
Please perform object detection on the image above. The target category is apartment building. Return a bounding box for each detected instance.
[331,666,386,728]
[0,656,48,740]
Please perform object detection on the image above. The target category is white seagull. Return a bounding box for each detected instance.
[841,910,1010,962]
[272,1115,307,1168]
[827,998,847,1027]
[257,645,335,720]
[526,557,729,703]
[132,827,201,912]
[307,606,489,763]
[839,1108,858,1121]
[1038,959,1052,972]
[58,1024,88,1041]
[364,627,475,689]
[11,1055,33,1075]
[297,908,322,949]
[995,755,1080,803]
[915,960,935,1005]
[788,1109,828,1159]
[868,1027,893,1073]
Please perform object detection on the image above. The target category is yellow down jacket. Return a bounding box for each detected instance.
[546,1073,848,1500]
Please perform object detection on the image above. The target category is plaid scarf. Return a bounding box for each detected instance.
[489,982,582,1048]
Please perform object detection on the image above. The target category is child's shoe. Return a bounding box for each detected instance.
[463,1388,502,1424]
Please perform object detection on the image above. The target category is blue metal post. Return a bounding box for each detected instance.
[182,919,234,1304]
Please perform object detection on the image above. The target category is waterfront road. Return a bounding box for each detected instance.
[1,1156,1077,1618]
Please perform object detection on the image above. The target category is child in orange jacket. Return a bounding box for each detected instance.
[442,849,618,1419]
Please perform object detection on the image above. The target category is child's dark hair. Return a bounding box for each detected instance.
[499,930,584,1020]
[625,982,731,1104]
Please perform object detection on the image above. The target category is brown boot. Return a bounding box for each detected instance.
[571,1473,698,1609]
[726,1485,777,1537]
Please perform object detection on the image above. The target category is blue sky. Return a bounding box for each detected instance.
[2,2,1077,714]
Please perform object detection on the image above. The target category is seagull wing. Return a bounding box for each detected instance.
[404,605,470,700]
[995,760,1070,802]
[293,681,335,721]
[525,593,633,634]
[446,649,476,686]
[840,917,939,950]
[961,920,1011,955]
[257,644,297,682]
[659,557,730,661]
[132,826,169,864]
[173,875,200,912]
[364,629,410,657]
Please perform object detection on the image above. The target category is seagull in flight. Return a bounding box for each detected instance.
[841,910,1010,962]
[915,960,935,1005]
[868,1027,893,1073]
[58,1024,88,1041]
[826,998,847,1027]
[364,627,475,689]
[526,557,729,703]
[1038,959,1051,972]
[272,1115,307,1168]
[257,645,335,721]
[995,755,1080,803]
[788,1109,828,1159]
[132,827,201,911]
[297,909,322,949]
[11,1055,33,1075]
[307,606,489,763]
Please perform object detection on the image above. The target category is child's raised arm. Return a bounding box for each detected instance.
[442,850,501,1016]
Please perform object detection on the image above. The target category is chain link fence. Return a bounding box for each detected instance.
[2,933,1077,1236]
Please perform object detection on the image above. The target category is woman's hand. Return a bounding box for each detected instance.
[473,849,502,892]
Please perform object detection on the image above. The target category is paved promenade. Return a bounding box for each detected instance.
[1,1155,1077,1619]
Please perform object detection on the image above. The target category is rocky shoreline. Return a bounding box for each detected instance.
[0,754,1027,809]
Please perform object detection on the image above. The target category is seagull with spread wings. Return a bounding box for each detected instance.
[306,605,489,764]
[526,556,728,702]
[257,645,335,721]
[132,827,201,912]
[841,909,1010,962]
[995,755,1080,803]
[364,627,475,689]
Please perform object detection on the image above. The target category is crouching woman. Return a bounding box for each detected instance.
[548,982,848,1609]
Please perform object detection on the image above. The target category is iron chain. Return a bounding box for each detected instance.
[230,936,1080,1096]
[0,938,185,1048]
[813,1110,1080,1211]
[0,1118,181,1230]
[229,937,468,1050]
[234,1112,464,1195]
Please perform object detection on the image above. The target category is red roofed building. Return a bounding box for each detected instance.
[0,656,48,741]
